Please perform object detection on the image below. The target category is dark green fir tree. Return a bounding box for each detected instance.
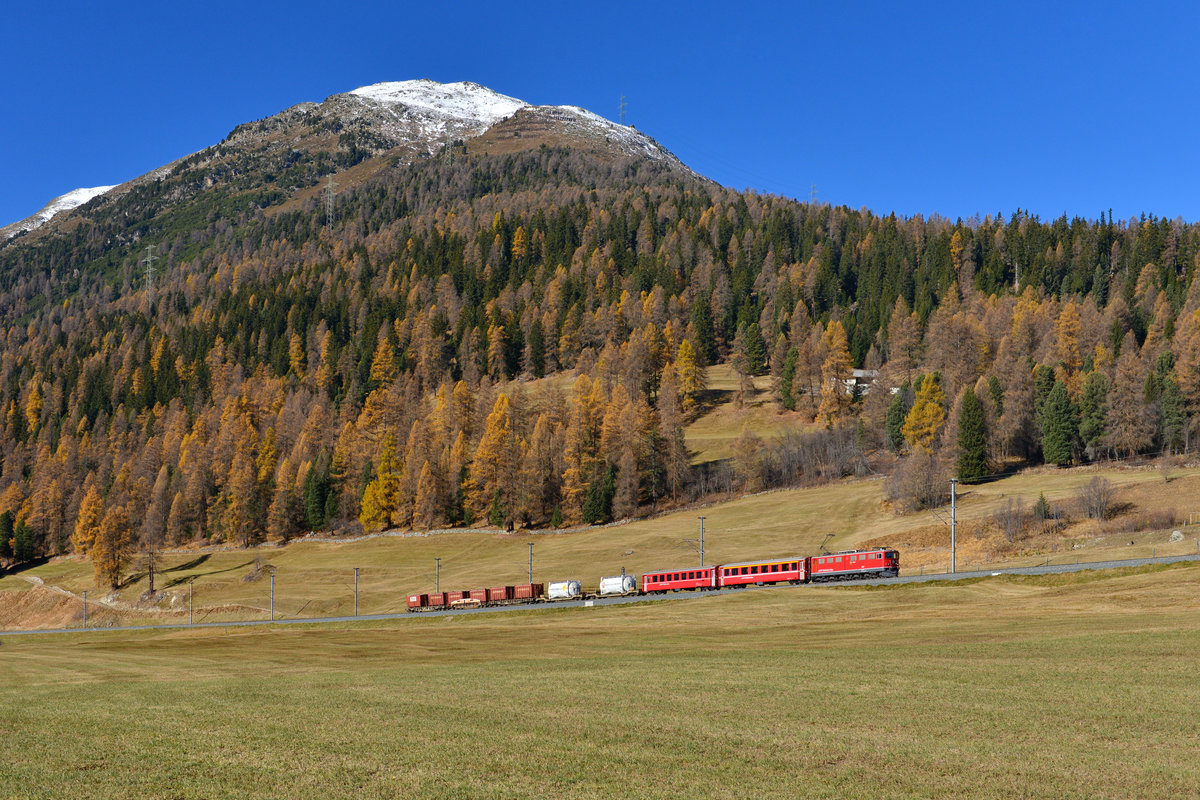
[1041,380,1077,466]
[956,389,989,483]
[1078,371,1109,460]
[885,387,909,454]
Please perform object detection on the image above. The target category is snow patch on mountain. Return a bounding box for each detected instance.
[1,185,116,241]
[338,80,684,167]
[550,105,678,162]
[349,80,527,126]
[340,79,529,151]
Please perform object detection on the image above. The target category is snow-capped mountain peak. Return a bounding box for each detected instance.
[333,79,532,148]
[3,80,696,245]
[1,185,116,242]
[348,79,528,125]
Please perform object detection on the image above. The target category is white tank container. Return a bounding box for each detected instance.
[547,580,582,600]
[599,575,637,596]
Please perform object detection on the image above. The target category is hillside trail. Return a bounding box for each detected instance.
[17,574,179,616]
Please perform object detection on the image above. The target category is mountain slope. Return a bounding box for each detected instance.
[0,76,1194,581]
[1,79,693,248]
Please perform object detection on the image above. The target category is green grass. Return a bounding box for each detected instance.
[2,565,1199,798]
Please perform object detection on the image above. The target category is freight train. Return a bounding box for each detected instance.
[406,548,900,611]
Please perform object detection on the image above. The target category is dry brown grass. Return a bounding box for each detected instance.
[683,364,820,464]
[2,462,1196,630]
[3,565,1200,798]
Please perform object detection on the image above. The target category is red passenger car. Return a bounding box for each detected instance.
[717,557,806,588]
[641,566,717,593]
[807,549,899,582]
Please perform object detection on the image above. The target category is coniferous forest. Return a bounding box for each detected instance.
[1,141,1198,587]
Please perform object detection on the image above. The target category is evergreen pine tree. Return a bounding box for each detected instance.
[0,511,13,560]
[689,294,716,365]
[302,460,330,531]
[1033,492,1051,520]
[13,520,35,562]
[743,322,768,375]
[582,465,617,524]
[1033,364,1056,438]
[1160,376,1185,453]
[1078,371,1109,461]
[528,318,546,378]
[1041,380,1077,466]
[987,375,1004,418]
[956,388,989,482]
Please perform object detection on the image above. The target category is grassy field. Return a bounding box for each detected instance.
[2,564,1199,798]
[683,363,818,464]
[1,461,1197,631]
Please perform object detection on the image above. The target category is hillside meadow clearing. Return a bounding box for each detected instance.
[1,563,1199,798]
[0,460,1197,630]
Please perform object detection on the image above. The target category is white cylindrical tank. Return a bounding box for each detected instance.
[599,575,637,596]
[547,580,582,600]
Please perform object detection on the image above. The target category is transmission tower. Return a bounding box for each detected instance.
[618,94,627,125]
[140,245,158,297]
[324,175,338,228]
[809,183,818,205]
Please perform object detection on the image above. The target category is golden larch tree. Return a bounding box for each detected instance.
[72,484,105,555]
[902,375,947,453]
[818,319,852,425]
[674,339,705,413]
[468,393,517,527]
[359,434,401,531]
[92,505,134,590]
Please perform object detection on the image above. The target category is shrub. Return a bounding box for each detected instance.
[1078,477,1114,520]
[992,497,1028,543]
[884,452,948,514]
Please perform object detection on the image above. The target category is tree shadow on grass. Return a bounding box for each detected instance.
[155,559,255,589]
[693,386,733,410]
[0,556,50,578]
[165,555,211,573]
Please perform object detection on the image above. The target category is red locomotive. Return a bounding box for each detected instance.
[807,548,900,582]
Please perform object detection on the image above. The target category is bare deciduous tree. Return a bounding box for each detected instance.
[1078,477,1114,520]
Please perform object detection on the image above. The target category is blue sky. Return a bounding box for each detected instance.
[4,1,1199,227]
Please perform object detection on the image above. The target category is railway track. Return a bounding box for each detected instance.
[3,552,1198,638]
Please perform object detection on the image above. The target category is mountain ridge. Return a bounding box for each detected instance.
[2,79,694,244]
